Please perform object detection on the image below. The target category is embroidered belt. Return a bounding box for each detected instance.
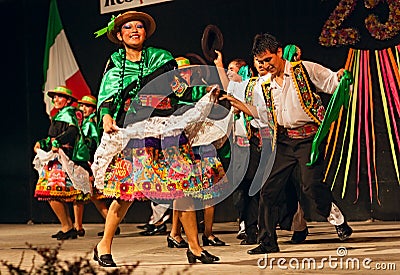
[258,127,271,138]
[139,94,172,109]
[235,136,250,147]
[278,123,319,139]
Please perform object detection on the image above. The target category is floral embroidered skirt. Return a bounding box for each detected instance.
[99,134,227,202]
[34,158,87,202]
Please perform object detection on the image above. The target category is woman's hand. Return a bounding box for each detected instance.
[103,114,119,133]
[51,146,59,153]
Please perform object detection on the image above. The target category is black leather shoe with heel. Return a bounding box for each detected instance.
[139,223,167,236]
[57,228,78,240]
[167,235,188,248]
[186,249,220,264]
[202,234,226,246]
[93,245,117,267]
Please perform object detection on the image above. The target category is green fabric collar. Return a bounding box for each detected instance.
[97,47,174,109]
[52,106,78,126]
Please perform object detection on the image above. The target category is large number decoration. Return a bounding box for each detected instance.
[364,0,400,40]
[319,0,400,47]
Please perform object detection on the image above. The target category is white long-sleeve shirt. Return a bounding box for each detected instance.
[227,74,271,136]
[257,60,340,128]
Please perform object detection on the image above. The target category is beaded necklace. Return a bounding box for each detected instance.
[113,47,146,120]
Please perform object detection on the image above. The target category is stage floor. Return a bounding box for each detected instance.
[0,221,399,274]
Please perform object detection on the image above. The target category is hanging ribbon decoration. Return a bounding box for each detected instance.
[377,50,400,183]
[326,45,400,203]
[324,49,355,182]
[330,50,358,196]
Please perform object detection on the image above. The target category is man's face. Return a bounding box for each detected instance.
[254,57,268,76]
[254,48,284,77]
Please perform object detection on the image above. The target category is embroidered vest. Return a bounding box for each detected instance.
[243,77,258,140]
[261,61,325,149]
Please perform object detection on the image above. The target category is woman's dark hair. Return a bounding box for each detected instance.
[252,33,282,56]
[230,58,247,69]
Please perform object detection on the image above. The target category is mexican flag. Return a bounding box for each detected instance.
[43,0,91,116]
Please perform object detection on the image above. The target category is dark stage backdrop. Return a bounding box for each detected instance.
[0,0,399,224]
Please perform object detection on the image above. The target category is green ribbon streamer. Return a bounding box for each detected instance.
[307,70,353,166]
[94,15,115,38]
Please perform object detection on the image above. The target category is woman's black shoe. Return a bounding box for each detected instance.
[93,246,117,267]
[167,235,188,248]
[139,223,167,236]
[97,226,121,237]
[202,234,226,246]
[57,229,78,240]
[186,249,220,264]
[76,228,85,237]
[51,231,63,238]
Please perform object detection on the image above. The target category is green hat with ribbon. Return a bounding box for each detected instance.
[47,86,77,101]
[78,95,97,106]
[175,57,191,68]
[94,11,156,44]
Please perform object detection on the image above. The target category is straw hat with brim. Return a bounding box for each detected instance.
[201,24,224,63]
[107,11,156,44]
[47,86,77,101]
[175,56,211,82]
[78,95,97,106]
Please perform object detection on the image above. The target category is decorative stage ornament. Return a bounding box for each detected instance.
[319,0,400,47]
[319,0,359,47]
[364,0,400,40]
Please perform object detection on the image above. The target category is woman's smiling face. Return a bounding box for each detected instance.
[117,20,147,49]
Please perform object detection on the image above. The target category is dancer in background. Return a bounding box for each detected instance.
[33,86,91,240]
[72,95,112,237]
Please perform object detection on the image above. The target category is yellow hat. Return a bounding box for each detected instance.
[47,86,77,101]
[175,57,191,68]
[78,95,97,106]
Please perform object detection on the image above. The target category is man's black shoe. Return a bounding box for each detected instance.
[291,227,308,244]
[240,238,257,245]
[137,223,153,231]
[139,223,167,236]
[335,221,353,241]
[247,243,279,254]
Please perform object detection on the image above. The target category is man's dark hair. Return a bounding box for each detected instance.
[252,33,282,56]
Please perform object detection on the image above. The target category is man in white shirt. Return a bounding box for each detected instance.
[222,33,353,254]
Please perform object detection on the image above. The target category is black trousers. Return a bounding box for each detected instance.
[232,134,263,236]
[257,133,333,246]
